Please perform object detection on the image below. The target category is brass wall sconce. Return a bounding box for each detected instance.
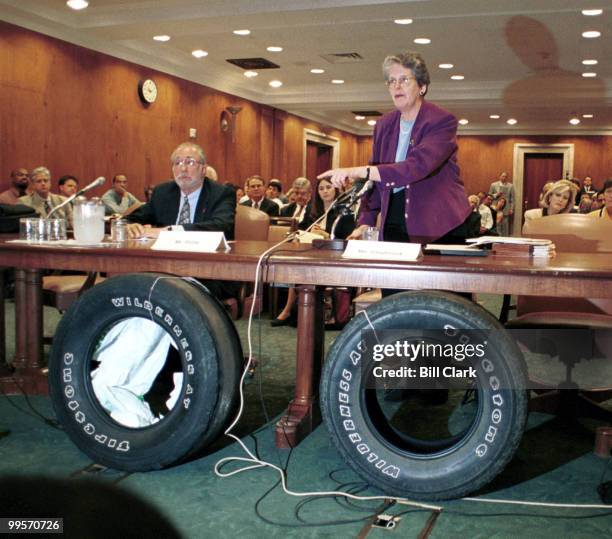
[220,105,243,142]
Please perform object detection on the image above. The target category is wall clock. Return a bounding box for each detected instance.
[138,79,158,104]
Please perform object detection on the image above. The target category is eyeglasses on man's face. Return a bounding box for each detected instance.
[385,76,416,88]
[172,157,203,168]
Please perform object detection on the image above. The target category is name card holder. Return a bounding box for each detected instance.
[341,240,422,262]
[152,231,230,253]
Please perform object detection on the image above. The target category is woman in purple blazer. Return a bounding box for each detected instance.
[319,52,471,244]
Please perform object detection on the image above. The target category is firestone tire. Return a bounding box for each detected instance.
[48,273,242,472]
[320,291,528,500]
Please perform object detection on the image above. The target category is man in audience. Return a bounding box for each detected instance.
[240,175,279,216]
[280,177,312,222]
[58,175,79,198]
[489,171,514,235]
[126,142,235,239]
[102,174,142,215]
[0,168,29,205]
[578,175,597,201]
[469,194,493,234]
[18,167,72,221]
[266,179,288,206]
[589,179,612,220]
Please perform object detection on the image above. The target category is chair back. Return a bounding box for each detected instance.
[520,214,612,316]
[235,205,270,241]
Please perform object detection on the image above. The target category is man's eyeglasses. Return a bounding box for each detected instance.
[385,76,415,88]
[172,157,203,168]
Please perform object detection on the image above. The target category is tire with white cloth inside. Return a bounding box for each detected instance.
[48,273,242,471]
[320,290,528,500]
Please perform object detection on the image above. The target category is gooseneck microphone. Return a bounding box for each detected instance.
[47,176,106,218]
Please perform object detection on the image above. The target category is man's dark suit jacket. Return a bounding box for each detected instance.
[127,179,235,239]
[280,202,301,217]
[240,197,279,217]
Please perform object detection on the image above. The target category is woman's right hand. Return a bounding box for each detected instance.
[346,224,368,240]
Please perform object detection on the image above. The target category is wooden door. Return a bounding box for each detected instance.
[523,153,564,212]
[306,141,333,183]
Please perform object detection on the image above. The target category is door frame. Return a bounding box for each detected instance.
[303,129,340,178]
[512,143,574,231]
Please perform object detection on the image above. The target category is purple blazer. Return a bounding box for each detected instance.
[358,101,471,243]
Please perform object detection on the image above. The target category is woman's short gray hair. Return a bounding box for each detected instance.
[383,51,430,90]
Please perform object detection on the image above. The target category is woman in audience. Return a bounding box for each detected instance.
[524,179,578,222]
[589,179,612,220]
[271,178,355,327]
[494,196,507,230]
[538,181,555,207]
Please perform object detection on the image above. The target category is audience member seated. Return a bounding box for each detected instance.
[280,177,312,222]
[205,165,218,182]
[578,193,593,214]
[102,174,142,216]
[589,178,612,220]
[240,175,279,216]
[524,179,577,223]
[271,178,355,327]
[18,167,73,222]
[468,194,492,235]
[489,171,514,236]
[266,178,288,206]
[143,185,154,202]
[57,175,79,198]
[0,168,29,205]
[493,196,507,230]
[578,175,597,201]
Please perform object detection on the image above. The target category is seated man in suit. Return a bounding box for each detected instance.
[126,142,235,239]
[126,142,236,299]
[240,175,279,216]
[280,177,312,222]
[18,166,72,223]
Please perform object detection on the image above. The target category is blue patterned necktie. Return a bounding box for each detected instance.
[178,196,190,224]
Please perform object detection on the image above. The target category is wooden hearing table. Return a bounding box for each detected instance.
[2,237,612,448]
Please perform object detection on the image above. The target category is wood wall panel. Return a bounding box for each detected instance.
[0,22,363,199]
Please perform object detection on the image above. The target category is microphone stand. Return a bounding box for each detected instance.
[47,177,106,218]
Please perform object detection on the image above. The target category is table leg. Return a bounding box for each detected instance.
[0,268,47,395]
[276,284,324,447]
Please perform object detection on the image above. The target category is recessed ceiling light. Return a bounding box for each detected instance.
[269,80,283,88]
[582,114,594,118]
[367,120,377,126]
[244,71,258,78]
[458,119,469,125]
[582,9,603,16]
[414,38,431,44]
[569,118,581,125]
[267,46,283,52]
[331,79,345,84]
[394,19,413,25]
[582,59,598,65]
[506,118,518,125]
[489,114,500,119]
[191,49,208,58]
[438,63,454,69]
[582,30,601,38]
[582,72,597,77]
[355,115,366,120]
[233,29,251,36]
[66,0,88,9]
[451,75,465,80]
[153,35,171,42]
[310,68,325,74]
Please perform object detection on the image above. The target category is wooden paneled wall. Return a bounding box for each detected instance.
[457,135,612,196]
[0,22,366,198]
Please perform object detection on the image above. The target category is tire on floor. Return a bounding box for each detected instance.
[320,290,528,500]
[48,273,242,471]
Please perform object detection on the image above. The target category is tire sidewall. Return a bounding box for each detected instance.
[321,291,528,500]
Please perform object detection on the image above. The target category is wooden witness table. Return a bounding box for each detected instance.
[2,237,612,448]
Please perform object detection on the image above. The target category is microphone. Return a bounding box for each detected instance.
[47,176,106,218]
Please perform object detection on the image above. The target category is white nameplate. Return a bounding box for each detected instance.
[151,231,230,253]
[341,240,422,261]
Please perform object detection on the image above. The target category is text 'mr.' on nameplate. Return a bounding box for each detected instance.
[152,230,230,253]
[342,240,422,262]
